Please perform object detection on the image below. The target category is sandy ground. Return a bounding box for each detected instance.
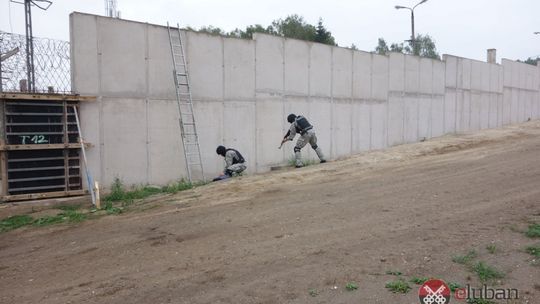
[1,122,540,304]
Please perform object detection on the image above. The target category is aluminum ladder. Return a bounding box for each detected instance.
[167,23,204,183]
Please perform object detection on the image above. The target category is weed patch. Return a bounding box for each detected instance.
[486,244,496,254]
[452,250,477,265]
[0,215,33,232]
[472,261,505,283]
[525,244,540,258]
[410,277,429,285]
[525,223,540,238]
[385,279,411,293]
[345,282,358,291]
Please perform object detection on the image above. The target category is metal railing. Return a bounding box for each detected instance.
[0,31,71,94]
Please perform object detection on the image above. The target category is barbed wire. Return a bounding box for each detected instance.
[0,31,71,94]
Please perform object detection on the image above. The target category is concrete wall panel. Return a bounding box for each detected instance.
[332,101,352,156]
[187,32,223,100]
[254,34,283,92]
[352,51,371,99]
[461,59,471,90]
[370,102,387,150]
[469,93,481,131]
[147,25,176,100]
[372,54,389,100]
[284,39,309,95]
[433,61,445,95]
[70,13,99,95]
[98,18,147,97]
[389,53,405,92]
[309,98,332,158]
[444,91,456,133]
[418,97,431,139]
[193,101,224,177]
[471,61,483,91]
[419,58,433,94]
[488,94,498,128]
[309,44,332,97]
[101,98,148,186]
[403,98,419,143]
[223,102,256,172]
[255,98,284,171]
[431,96,445,137]
[479,93,490,129]
[444,56,457,88]
[502,88,512,125]
[147,99,186,184]
[332,48,353,98]
[387,96,404,146]
[224,39,255,99]
[405,56,420,93]
[352,103,371,151]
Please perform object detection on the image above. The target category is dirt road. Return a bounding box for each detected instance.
[1,122,540,304]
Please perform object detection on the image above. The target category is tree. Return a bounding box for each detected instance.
[518,57,539,66]
[373,34,440,59]
[314,18,336,46]
[187,14,338,46]
[375,38,389,55]
[271,14,316,42]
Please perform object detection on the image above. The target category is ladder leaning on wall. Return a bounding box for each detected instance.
[167,23,204,183]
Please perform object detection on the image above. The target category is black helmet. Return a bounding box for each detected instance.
[287,113,297,123]
[216,145,226,156]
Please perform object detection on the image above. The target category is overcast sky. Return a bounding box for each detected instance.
[1,0,538,62]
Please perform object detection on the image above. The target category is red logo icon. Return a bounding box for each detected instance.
[419,279,451,304]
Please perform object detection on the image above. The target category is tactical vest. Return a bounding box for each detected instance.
[295,116,313,135]
[226,149,245,164]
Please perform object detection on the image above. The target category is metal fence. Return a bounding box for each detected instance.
[0,31,71,93]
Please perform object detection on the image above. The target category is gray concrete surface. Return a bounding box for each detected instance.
[70,12,540,188]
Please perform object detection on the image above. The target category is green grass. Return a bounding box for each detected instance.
[345,282,358,291]
[486,244,497,254]
[410,277,429,285]
[105,177,199,203]
[32,214,65,226]
[525,244,540,258]
[308,288,318,297]
[472,261,505,283]
[525,223,540,238]
[385,279,411,293]
[452,250,477,265]
[448,282,463,292]
[162,179,194,194]
[0,215,34,232]
[385,270,402,276]
[287,157,319,167]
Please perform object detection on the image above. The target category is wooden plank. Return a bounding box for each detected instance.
[0,143,92,151]
[0,93,96,102]
[0,150,7,197]
[1,189,88,202]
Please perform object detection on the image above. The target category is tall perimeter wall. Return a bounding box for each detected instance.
[70,13,540,187]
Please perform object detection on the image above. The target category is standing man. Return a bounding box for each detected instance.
[280,114,326,168]
[213,145,246,181]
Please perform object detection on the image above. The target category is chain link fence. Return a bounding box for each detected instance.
[0,31,71,93]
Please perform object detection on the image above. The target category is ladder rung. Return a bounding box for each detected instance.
[176,73,187,76]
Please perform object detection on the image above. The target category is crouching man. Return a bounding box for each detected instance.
[213,145,246,181]
[280,113,326,168]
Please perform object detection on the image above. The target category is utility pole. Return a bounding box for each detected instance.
[395,0,429,56]
[10,0,52,92]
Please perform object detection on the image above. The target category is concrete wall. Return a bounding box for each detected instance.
[70,13,540,187]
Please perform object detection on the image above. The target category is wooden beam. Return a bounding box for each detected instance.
[1,189,88,202]
[0,143,92,151]
[0,93,96,102]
